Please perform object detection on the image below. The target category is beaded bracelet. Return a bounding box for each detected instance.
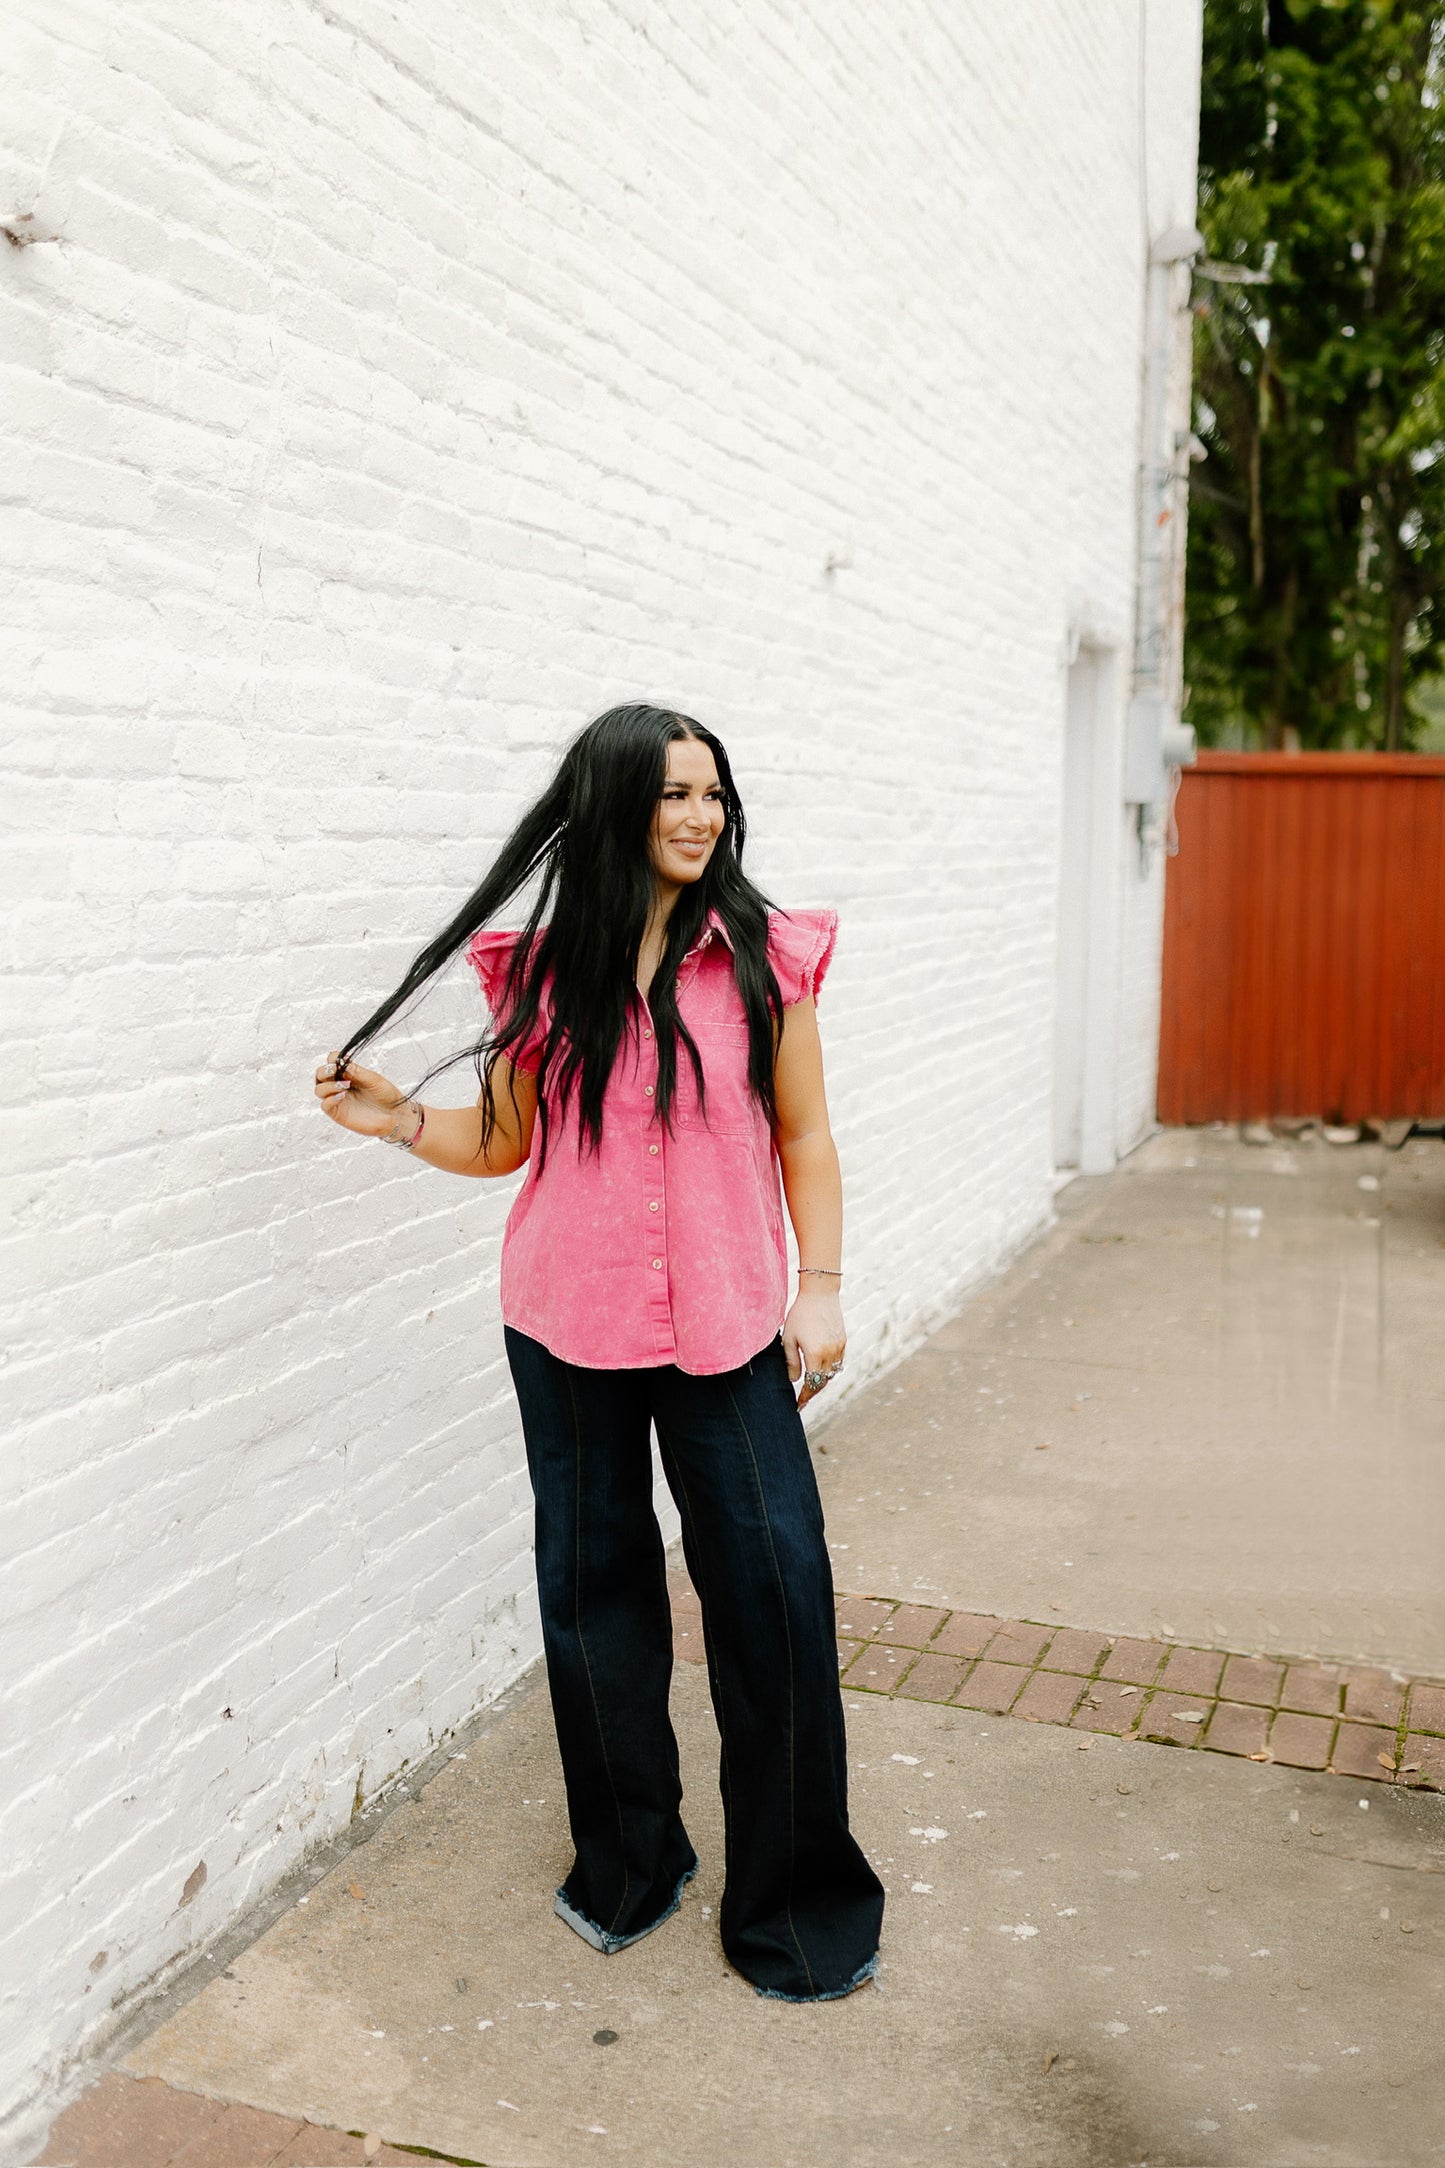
[798,1266,843,1279]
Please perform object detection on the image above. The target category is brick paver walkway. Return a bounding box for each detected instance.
[670,1576,1445,1789]
[33,2071,462,2168]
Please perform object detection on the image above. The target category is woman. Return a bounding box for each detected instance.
[314,702,884,2002]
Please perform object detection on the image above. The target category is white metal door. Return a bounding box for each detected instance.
[1053,648,1107,1171]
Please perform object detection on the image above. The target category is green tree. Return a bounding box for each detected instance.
[1188,0,1445,749]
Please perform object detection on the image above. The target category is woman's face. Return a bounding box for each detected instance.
[649,736,726,892]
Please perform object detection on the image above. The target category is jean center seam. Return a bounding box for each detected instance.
[725,1376,815,1996]
[562,1364,634,1933]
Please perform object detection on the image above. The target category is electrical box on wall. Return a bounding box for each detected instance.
[1123,689,1196,804]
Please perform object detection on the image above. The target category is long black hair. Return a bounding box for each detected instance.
[335,703,784,1160]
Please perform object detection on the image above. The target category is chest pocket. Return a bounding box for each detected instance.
[671,1018,758,1137]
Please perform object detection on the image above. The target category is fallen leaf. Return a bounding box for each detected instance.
[1247,1750,1273,1762]
[1376,1753,1396,1772]
[1403,1763,1422,1773]
[1118,1686,1138,1698]
[1043,2050,1059,2074]
[1116,1783,1132,1796]
[1035,1442,1051,1451]
[1076,1739,1092,1751]
[348,1884,366,1901]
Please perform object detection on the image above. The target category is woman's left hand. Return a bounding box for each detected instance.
[784,1289,846,1408]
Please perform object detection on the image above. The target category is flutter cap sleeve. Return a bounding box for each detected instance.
[765,907,839,1009]
[465,929,542,1072]
[466,928,522,1012]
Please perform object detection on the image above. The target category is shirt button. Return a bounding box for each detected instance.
[649,1200,659,1212]
[644,1083,654,1097]
[651,1258,663,1269]
[643,1027,653,1039]
[648,1144,659,1155]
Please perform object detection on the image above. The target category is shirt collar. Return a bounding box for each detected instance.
[683,906,734,961]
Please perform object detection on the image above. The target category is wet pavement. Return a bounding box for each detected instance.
[815,1127,1445,1675]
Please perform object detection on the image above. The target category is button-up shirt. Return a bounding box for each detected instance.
[467,907,838,1374]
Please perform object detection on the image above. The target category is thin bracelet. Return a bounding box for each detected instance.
[380,1101,425,1151]
[798,1265,843,1279]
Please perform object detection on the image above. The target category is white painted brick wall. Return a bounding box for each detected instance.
[0,0,1200,2133]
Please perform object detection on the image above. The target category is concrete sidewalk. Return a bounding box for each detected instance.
[36,1131,1445,2167]
[815,1125,1445,1675]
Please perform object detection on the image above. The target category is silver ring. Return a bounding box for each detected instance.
[804,1370,828,1392]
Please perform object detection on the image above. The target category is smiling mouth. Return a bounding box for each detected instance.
[672,839,711,855]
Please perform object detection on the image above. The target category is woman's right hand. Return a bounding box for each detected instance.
[314,1052,407,1138]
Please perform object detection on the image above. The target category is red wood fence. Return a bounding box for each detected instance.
[1158,751,1445,1124]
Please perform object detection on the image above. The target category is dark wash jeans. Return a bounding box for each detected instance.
[504,1327,885,2001]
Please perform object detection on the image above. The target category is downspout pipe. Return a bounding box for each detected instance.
[1124,223,1205,808]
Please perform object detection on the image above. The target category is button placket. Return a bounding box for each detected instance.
[636,989,670,1327]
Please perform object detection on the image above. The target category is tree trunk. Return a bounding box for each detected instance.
[1262,565,1298,749]
[1383,585,1408,752]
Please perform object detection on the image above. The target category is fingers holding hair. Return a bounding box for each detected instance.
[314,1051,352,1117]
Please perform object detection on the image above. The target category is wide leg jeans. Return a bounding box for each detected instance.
[504,1326,885,2001]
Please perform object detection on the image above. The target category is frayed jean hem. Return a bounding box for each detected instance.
[752,1950,880,2004]
[553,1860,699,1956]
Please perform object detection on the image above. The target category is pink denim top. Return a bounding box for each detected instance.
[466,907,838,1375]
